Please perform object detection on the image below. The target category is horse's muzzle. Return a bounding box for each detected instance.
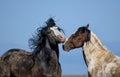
[62,44,71,51]
[57,35,66,43]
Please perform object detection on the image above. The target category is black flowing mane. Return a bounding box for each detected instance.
[29,18,63,58]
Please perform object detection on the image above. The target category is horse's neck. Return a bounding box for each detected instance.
[45,38,52,49]
[82,31,109,65]
[46,37,59,58]
[35,37,59,59]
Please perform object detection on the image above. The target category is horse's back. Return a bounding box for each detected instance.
[0,59,10,77]
[1,49,31,58]
[1,48,34,77]
[1,48,32,62]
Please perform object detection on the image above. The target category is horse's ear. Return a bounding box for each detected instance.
[46,18,56,27]
[85,24,89,29]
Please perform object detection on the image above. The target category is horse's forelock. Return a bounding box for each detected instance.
[46,18,56,27]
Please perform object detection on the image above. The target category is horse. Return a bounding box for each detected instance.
[63,24,120,77]
[0,58,10,77]
[0,18,66,77]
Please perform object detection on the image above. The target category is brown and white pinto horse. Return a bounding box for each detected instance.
[63,24,120,77]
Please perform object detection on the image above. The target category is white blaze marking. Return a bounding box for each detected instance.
[50,26,63,36]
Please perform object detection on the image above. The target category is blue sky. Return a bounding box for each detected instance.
[0,0,120,75]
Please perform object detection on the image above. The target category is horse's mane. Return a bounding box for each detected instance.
[89,31,108,51]
[29,18,56,50]
[28,18,63,57]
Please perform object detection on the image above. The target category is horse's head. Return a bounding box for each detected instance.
[29,18,66,53]
[41,18,66,43]
[63,24,90,51]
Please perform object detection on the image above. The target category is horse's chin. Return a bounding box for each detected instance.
[63,49,70,52]
[62,44,72,52]
[61,40,66,43]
